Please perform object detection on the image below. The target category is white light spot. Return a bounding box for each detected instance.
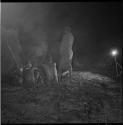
[110,49,119,57]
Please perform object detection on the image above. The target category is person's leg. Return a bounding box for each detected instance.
[67,60,72,83]
[58,67,63,84]
[53,63,58,83]
[69,63,72,77]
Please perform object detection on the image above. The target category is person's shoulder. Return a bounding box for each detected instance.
[69,32,74,39]
[68,32,74,36]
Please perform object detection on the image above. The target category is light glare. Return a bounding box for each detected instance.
[111,49,118,57]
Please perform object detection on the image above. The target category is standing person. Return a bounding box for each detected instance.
[58,26,74,82]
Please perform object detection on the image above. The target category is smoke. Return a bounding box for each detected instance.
[1,27,23,74]
[1,2,121,75]
[1,3,53,68]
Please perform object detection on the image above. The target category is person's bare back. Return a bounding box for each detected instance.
[58,26,74,82]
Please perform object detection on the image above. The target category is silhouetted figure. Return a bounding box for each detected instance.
[58,26,74,82]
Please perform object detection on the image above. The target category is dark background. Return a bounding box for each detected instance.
[1,2,122,78]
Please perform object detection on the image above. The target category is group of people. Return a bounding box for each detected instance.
[4,26,74,87]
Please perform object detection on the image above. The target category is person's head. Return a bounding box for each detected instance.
[64,26,71,33]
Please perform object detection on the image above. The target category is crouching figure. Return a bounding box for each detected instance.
[41,56,58,84]
[22,62,45,88]
[22,62,36,88]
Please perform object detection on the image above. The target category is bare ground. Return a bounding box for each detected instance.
[1,71,122,123]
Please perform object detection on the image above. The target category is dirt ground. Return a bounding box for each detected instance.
[1,71,122,123]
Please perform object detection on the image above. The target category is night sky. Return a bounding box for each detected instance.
[1,2,122,74]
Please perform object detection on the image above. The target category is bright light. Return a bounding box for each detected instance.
[110,49,119,57]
